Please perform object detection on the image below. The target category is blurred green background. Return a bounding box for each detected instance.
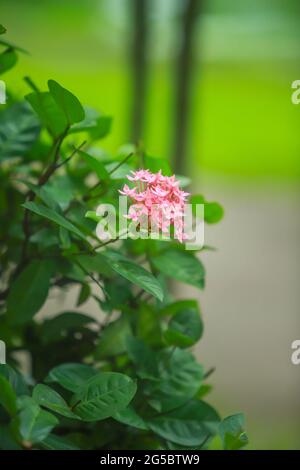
[2,0,300,449]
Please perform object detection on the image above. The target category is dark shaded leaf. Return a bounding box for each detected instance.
[7,260,54,325]
[0,102,40,161]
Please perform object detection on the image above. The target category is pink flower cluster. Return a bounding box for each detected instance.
[119,169,189,242]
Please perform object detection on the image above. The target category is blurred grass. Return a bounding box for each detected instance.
[5,57,300,181]
[2,0,300,181]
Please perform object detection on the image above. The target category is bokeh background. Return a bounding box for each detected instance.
[2,0,300,449]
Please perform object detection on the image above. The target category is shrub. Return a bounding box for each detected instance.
[0,25,247,451]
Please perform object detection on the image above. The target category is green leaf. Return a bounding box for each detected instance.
[160,299,198,317]
[146,349,203,412]
[26,91,68,138]
[107,258,164,301]
[0,48,17,74]
[41,434,80,450]
[0,424,21,450]
[17,396,58,443]
[45,363,97,392]
[191,195,224,224]
[144,154,172,176]
[73,253,113,277]
[59,226,71,248]
[19,180,60,211]
[22,201,87,241]
[0,38,27,54]
[76,283,91,307]
[219,413,248,450]
[147,400,220,447]
[85,210,102,223]
[33,384,80,420]
[70,106,112,140]
[152,249,205,289]
[71,372,137,422]
[164,305,204,348]
[48,80,84,125]
[40,312,97,344]
[95,315,132,359]
[126,336,158,380]
[0,375,17,416]
[113,406,148,431]
[7,260,54,325]
[0,102,40,161]
[136,304,162,347]
[79,151,109,180]
[0,365,29,396]
[0,25,7,35]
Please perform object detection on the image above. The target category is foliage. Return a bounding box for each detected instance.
[0,27,247,451]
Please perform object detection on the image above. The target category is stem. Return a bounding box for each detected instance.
[20,129,69,268]
[75,260,105,295]
[203,366,215,379]
[23,76,40,93]
[83,152,134,200]
[55,140,86,170]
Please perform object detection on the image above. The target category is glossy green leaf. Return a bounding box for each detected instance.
[191,195,224,224]
[219,413,248,450]
[0,375,17,416]
[0,25,7,35]
[164,306,204,348]
[0,365,29,396]
[113,406,148,431]
[146,349,203,412]
[71,372,137,422]
[22,201,87,241]
[147,400,220,446]
[152,249,205,289]
[17,396,58,443]
[26,91,68,137]
[108,258,164,301]
[7,260,54,325]
[48,80,84,125]
[45,363,97,392]
[33,384,80,420]
[160,299,199,317]
[79,151,109,180]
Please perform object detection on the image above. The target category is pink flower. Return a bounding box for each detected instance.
[119,169,190,242]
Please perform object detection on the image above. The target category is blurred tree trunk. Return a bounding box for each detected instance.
[130,0,148,143]
[173,0,202,174]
